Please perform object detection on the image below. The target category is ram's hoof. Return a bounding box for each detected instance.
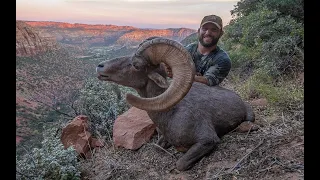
[176,159,191,171]
[236,121,259,132]
[157,139,171,149]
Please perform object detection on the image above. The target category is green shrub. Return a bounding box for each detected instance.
[16,126,81,180]
[74,78,138,139]
[231,0,304,23]
[259,36,304,78]
[223,4,304,80]
[236,69,303,109]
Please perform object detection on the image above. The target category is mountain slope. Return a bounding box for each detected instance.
[16,21,93,145]
[23,21,196,47]
[16,21,58,57]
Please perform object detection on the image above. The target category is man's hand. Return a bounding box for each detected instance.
[164,63,173,78]
[194,74,209,85]
[164,64,208,85]
[196,72,202,76]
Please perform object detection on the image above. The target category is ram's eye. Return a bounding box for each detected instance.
[132,61,142,70]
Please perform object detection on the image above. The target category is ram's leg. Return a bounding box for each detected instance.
[176,133,220,171]
[156,128,171,149]
[156,135,172,149]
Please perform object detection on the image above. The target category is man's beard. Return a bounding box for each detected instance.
[199,35,219,47]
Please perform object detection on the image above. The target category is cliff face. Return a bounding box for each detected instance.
[116,28,196,46]
[24,21,197,47]
[16,21,58,57]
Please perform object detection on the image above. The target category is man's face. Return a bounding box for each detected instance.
[198,23,222,47]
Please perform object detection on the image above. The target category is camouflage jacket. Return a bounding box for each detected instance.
[185,42,231,86]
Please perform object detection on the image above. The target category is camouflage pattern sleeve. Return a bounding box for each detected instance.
[203,57,231,86]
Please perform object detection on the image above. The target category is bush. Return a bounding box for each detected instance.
[223,4,304,80]
[236,69,303,109]
[74,78,138,139]
[259,36,304,78]
[16,126,81,180]
[231,0,304,23]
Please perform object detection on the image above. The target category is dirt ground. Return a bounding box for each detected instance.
[79,81,304,180]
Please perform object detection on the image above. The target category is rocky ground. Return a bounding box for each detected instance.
[78,82,304,180]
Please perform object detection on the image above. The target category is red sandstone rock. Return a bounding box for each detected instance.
[61,115,93,157]
[113,107,156,150]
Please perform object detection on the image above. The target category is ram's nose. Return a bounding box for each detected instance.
[97,63,104,68]
[96,63,104,72]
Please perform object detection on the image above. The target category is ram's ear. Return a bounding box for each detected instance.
[147,71,169,88]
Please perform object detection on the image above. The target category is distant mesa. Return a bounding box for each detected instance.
[19,20,196,48]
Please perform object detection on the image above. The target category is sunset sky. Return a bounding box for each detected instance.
[16,0,239,30]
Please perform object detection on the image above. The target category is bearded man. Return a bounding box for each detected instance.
[166,15,231,86]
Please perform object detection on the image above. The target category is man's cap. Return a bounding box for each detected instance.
[200,15,223,29]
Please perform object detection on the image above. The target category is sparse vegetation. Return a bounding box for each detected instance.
[16,126,81,180]
[72,78,137,139]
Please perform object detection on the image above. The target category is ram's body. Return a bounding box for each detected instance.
[96,37,255,171]
[149,82,251,144]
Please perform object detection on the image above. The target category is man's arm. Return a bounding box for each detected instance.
[194,74,209,85]
[203,58,231,86]
[164,58,231,86]
[165,64,210,85]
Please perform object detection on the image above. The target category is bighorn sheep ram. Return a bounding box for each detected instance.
[96,37,255,171]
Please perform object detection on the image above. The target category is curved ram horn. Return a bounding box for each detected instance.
[126,37,195,111]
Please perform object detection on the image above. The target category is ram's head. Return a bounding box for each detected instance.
[96,37,195,111]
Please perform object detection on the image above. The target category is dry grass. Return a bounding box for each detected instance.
[206,107,304,180]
